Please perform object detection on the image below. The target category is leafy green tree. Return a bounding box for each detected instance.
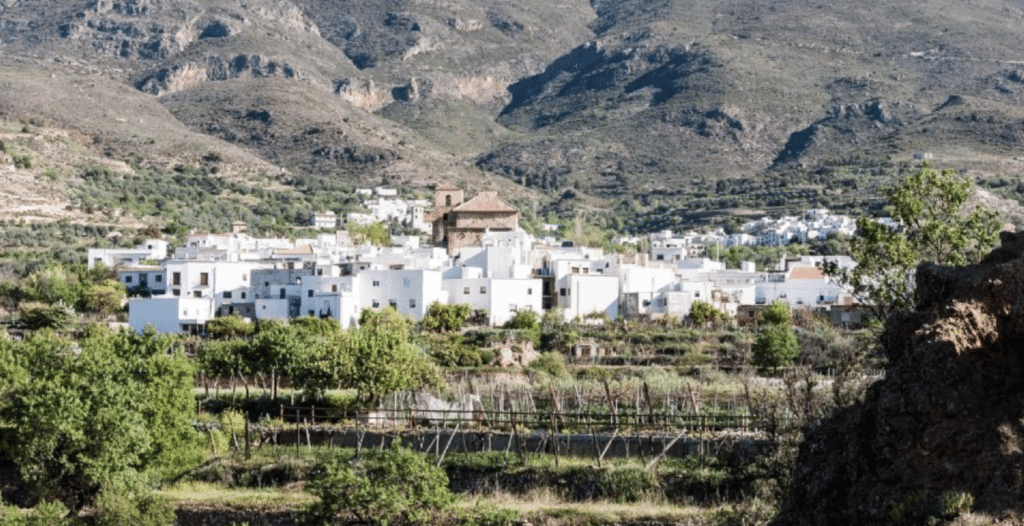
[420,302,471,333]
[528,351,568,378]
[0,498,69,526]
[299,445,454,526]
[17,301,76,331]
[251,321,320,401]
[81,280,125,318]
[343,308,440,405]
[757,301,791,326]
[504,309,539,331]
[826,164,1001,319]
[690,300,727,326]
[205,314,255,340]
[753,324,799,374]
[349,222,391,247]
[0,327,202,510]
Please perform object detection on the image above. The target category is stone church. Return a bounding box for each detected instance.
[429,183,519,255]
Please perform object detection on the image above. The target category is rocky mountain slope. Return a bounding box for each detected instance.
[773,231,1024,525]
[2,0,1024,227]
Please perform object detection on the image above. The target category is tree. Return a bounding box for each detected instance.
[757,301,791,326]
[205,314,255,340]
[0,327,202,510]
[420,302,471,333]
[753,324,799,374]
[826,164,1001,320]
[343,308,441,405]
[690,300,727,327]
[299,445,454,526]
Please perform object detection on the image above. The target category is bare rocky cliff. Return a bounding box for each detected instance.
[773,231,1024,525]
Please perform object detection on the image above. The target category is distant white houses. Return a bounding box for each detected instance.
[109,199,871,336]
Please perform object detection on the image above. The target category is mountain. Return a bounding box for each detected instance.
[2,0,1024,231]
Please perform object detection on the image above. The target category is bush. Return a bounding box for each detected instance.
[528,352,567,378]
[94,488,176,526]
[753,324,799,374]
[300,444,454,526]
[890,490,974,526]
[597,467,661,503]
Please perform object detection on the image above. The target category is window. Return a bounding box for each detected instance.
[173,289,180,297]
[309,310,315,316]
[265,281,270,287]
[409,299,416,308]
[241,292,247,299]
[331,284,338,293]
[172,272,181,285]
[480,286,487,294]
[155,275,162,283]
[223,291,232,299]
[463,287,470,295]
[527,288,533,295]
[389,300,397,308]
[510,304,517,312]
[280,288,286,299]
[656,254,664,261]
[308,290,314,297]
[373,280,381,287]
[560,288,567,297]
[124,275,133,283]
[242,274,247,281]
[372,300,380,308]
[199,273,209,286]
[445,195,452,207]
[193,291,201,298]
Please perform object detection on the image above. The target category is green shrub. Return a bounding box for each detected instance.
[0,499,69,526]
[890,490,974,526]
[528,352,567,378]
[12,154,32,170]
[94,489,176,526]
[597,466,661,503]
[299,444,454,526]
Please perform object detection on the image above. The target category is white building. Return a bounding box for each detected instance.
[88,239,168,269]
[356,269,446,322]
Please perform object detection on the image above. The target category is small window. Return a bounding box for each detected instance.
[463,287,470,295]
[280,288,286,299]
[124,275,133,283]
[155,275,163,283]
[193,291,201,298]
[242,274,248,281]
[223,291,232,299]
[173,289,180,297]
[480,286,487,294]
[265,281,270,287]
[527,288,533,295]
[373,280,381,287]
[331,284,338,293]
[389,300,397,308]
[510,304,517,312]
[372,300,380,308]
[173,272,181,285]
[308,290,314,297]
[560,288,567,297]
[241,292,247,299]
[200,273,209,286]
[308,310,314,316]
[409,299,416,308]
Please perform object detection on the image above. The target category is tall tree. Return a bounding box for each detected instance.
[342,308,440,405]
[826,164,1001,320]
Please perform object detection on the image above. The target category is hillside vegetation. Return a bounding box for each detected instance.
[2,0,1024,233]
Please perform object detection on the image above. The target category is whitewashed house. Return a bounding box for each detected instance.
[88,239,168,269]
[356,269,446,322]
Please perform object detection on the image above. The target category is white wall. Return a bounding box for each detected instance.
[128,296,213,334]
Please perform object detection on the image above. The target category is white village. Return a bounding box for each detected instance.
[91,184,865,339]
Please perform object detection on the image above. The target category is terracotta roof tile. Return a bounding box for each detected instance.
[453,192,517,213]
[789,266,824,280]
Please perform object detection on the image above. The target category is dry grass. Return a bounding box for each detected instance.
[158,480,317,510]
[462,487,713,524]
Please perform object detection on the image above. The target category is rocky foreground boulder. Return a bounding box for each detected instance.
[773,231,1024,525]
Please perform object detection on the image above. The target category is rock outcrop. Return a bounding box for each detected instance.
[773,231,1024,525]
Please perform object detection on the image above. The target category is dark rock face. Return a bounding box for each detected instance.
[774,231,1024,525]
